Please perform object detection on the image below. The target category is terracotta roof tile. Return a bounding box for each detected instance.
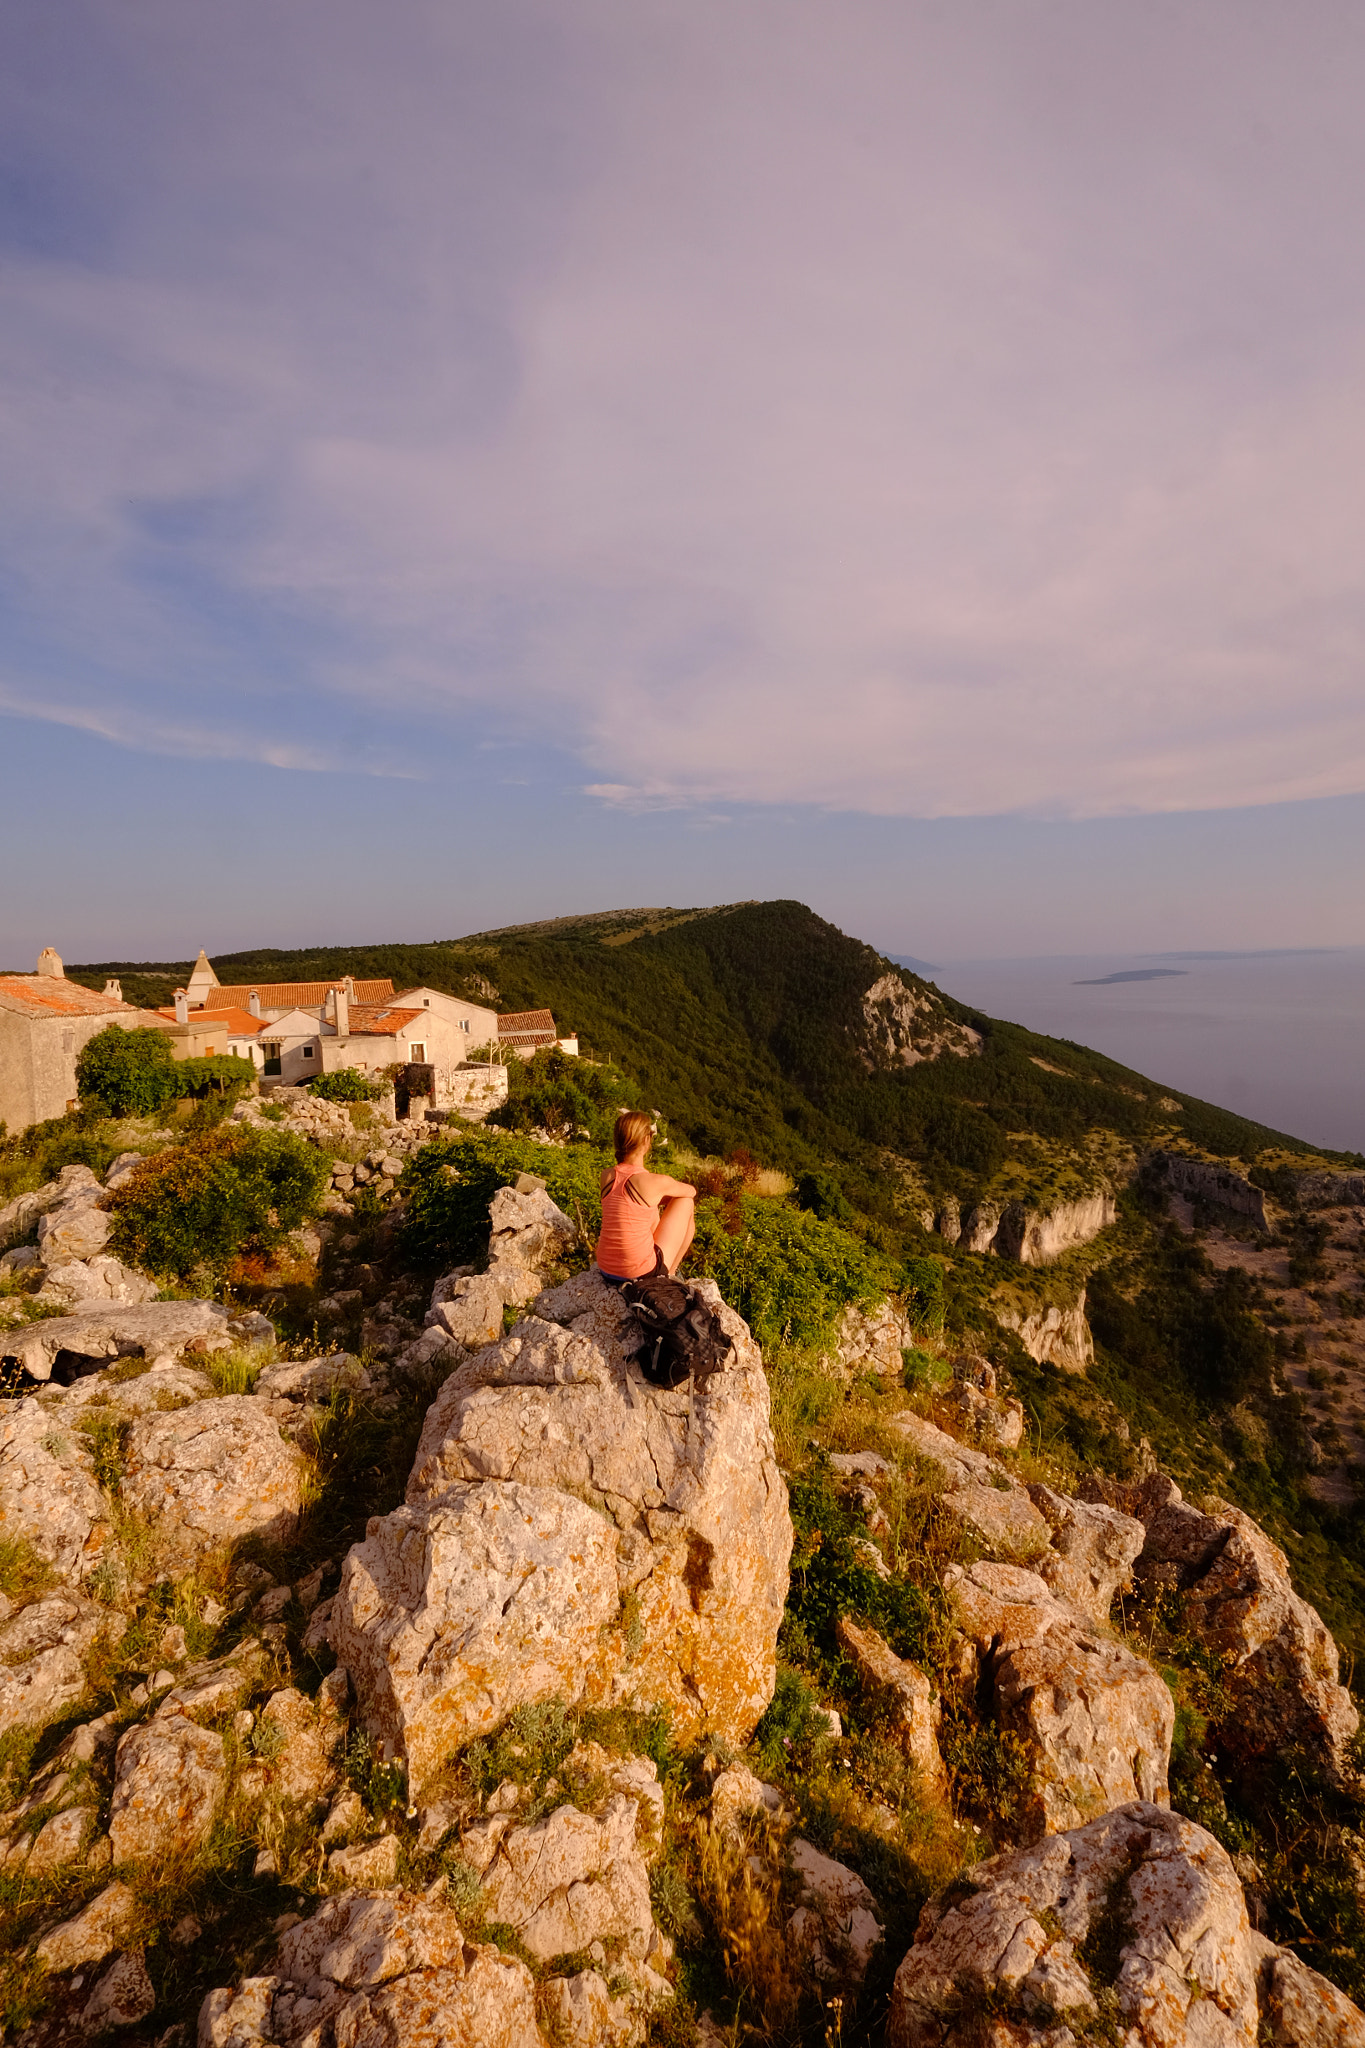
[497,1009,557,1035]
[344,1005,423,1037]
[0,978,152,1022]
[155,1006,264,1036]
[201,979,395,1010]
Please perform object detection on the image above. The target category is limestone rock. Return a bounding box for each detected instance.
[36,1255,159,1309]
[36,1174,113,1267]
[83,1948,156,2033]
[120,1397,306,1566]
[1026,1482,1144,1626]
[0,1399,113,1580]
[709,1763,790,1840]
[788,1836,884,1983]
[154,1641,267,1723]
[487,1183,577,1272]
[237,1685,345,1808]
[0,1594,111,1735]
[331,1480,620,1798]
[992,1622,1173,1838]
[0,1173,67,1251]
[2,1297,233,1382]
[26,1803,96,1874]
[427,1273,511,1353]
[254,1353,372,1403]
[472,1794,654,1963]
[336,1269,789,1790]
[888,1801,1365,2048]
[35,1881,136,1973]
[1258,1946,1365,2046]
[107,1716,225,1862]
[836,1617,945,1788]
[944,1560,1075,1656]
[835,1301,910,1377]
[328,1834,400,1887]
[197,1889,543,2048]
[1094,1472,1360,1784]
[889,1410,1049,1559]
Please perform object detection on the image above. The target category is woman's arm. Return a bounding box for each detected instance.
[637,1168,696,1201]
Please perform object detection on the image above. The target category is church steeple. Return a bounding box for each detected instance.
[185,949,220,1007]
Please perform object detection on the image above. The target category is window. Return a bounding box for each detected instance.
[302,1044,314,1059]
[410,1042,426,1063]
[423,997,430,1007]
[460,1019,470,1033]
[263,1041,282,1076]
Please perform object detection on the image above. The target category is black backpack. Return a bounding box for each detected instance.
[622,1271,733,1389]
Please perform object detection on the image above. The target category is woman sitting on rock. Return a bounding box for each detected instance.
[597,1110,696,1284]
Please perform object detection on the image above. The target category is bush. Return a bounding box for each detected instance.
[106,1126,329,1278]
[175,1054,256,1098]
[308,1070,385,1104]
[76,1024,178,1117]
[400,1129,606,1270]
[487,1046,638,1146]
[688,1193,893,1352]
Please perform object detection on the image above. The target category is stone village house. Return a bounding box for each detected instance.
[0,951,164,1134]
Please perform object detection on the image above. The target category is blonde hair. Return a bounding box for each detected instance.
[613,1110,654,1163]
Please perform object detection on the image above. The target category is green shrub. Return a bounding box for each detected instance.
[106,1126,329,1278]
[175,1054,256,1098]
[688,1194,893,1352]
[76,1024,178,1116]
[308,1070,385,1104]
[400,1130,606,1269]
[487,1046,638,1146]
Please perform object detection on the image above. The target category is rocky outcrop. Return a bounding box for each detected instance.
[0,1594,113,1734]
[107,1715,225,1861]
[0,1297,236,1380]
[468,1790,659,1968]
[858,974,981,1069]
[995,1191,1119,1264]
[198,1891,544,2048]
[404,1184,579,1375]
[37,1171,113,1266]
[834,1300,911,1377]
[887,1801,1365,2048]
[944,1561,1172,1838]
[35,1255,159,1309]
[1296,1169,1365,1208]
[940,1352,1025,1451]
[1026,1482,1144,1626]
[1152,1151,1270,1229]
[0,1397,115,1579]
[889,1411,1050,1560]
[120,1396,307,1567]
[331,1269,790,1797]
[996,1292,1094,1373]
[35,1882,137,1974]
[0,1164,95,1251]
[1088,1472,1360,1785]
[836,1616,945,1790]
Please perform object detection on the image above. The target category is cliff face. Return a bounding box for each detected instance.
[1153,1151,1269,1229]
[932,1189,1117,1265]
[996,1291,1095,1374]
[857,972,981,1070]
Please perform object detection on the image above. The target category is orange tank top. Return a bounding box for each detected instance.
[596,1163,659,1279]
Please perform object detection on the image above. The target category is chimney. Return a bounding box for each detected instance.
[344,975,356,1001]
[174,989,189,1025]
[248,989,261,1018]
[36,948,63,979]
[103,978,122,1002]
[334,984,350,1036]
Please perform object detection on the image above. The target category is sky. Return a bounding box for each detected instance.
[2,0,1364,968]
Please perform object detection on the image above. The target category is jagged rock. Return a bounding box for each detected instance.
[107,1717,225,1862]
[942,1354,1026,1451]
[1,1298,233,1381]
[487,1183,577,1272]
[25,1804,96,1874]
[64,1359,215,1415]
[0,1594,112,1735]
[835,1301,910,1376]
[994,1190,1119,1263]
[888,1410,1049,1559]
[541,1968,647,2048]
[254,1354,372,1403]
[945,1559,1172,1837]
[198,1890,543,2048]
[154,1642,267,1723]
[837,1616,945,1788]
[38,1183,113,1266]
[426,1273,512,1353]
[887,1801,1365,2048]
[333,1269,789,1793]
[1026,1482,1144,1626]
[36,1255,159,1309]
[996,1293,1095,1374]
[471,1793,655,1963]
[328,1834,400,1886]
[34,1881,136,1972]
[564,1741,666,1848]
[0,1173,67,1251]
[321,1788,367,1846]
[237,1683,346,1808]
[1090,1472,1360,1785]
[788,1837,884,1983]
[0,1399,114,1580]
[83,1948,156,2033]
[1258,1945,1365,2045]
[120,1397,306,1566]
[709,1763,790,1840]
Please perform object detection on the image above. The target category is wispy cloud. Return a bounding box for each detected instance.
[2,1,1365,817]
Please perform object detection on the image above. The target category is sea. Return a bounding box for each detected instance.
[898,949,1365,1158]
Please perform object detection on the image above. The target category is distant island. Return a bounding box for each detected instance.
[1074,968,1189,985]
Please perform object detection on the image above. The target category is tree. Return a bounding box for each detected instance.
[76,1026,178,1117]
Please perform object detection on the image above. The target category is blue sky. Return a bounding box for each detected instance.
[2,1,1364,967]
